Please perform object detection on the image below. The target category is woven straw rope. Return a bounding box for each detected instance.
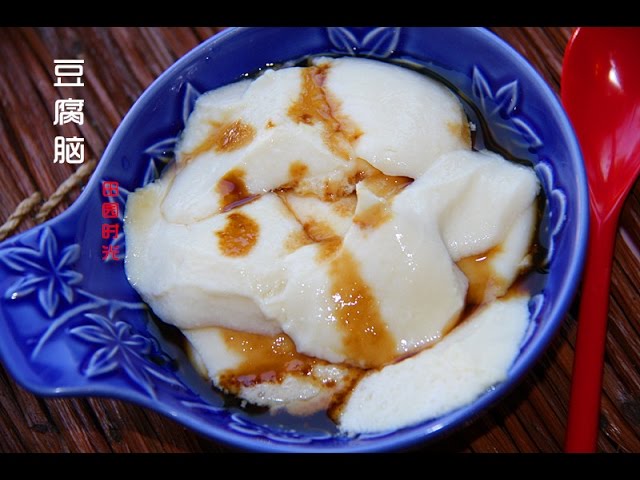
[0,160,97,241]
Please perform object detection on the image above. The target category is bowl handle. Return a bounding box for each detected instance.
[0,211,148,398]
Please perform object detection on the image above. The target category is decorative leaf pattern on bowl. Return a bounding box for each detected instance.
[179,399,225,414]
[535,159,567,266]
[144,137,178,168]
[327,27,401,58]
[182,83,202,126]
[517,293,545,353]
[0,225,186,401]
[0,227,148,359]
[70,313,184,399]
[470,67,566,354]
[228,413,334,444]
[141,154,172,188]
[1,227,82,317]
[471,66,543,150]
[0,224,226,402]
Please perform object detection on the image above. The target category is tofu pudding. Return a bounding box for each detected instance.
[124,57,540,433]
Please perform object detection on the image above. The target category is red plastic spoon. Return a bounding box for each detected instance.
[562,27,640,452]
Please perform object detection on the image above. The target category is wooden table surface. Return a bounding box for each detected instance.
[1,27,639,453]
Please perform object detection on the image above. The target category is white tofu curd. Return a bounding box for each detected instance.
[337,295,530,433]
[125,56,540,433]
[275,176,468,368]
[320,56,471,177]
[126,181,302,335]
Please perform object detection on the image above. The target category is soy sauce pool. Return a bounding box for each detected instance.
[153,54,551,441]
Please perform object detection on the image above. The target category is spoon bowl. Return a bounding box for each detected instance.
[562,27,640,452]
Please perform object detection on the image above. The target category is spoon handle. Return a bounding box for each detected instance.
[565,212,618,452]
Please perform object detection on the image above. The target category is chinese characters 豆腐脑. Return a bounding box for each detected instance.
[51,59,85,164]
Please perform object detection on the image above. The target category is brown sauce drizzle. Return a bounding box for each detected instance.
[326,368,367,422]
[182,119,256,163]
[353,173,413,230]
[317,237,343,261]
[328,249,397,368]
[284,230,315,253]
[289,161,309,182]
[218,328,367,417]
[278,193,345,258]
[299,220,342,261]
[364,172,414,198]
[210,66,370,216]
[447,120,472,148]
[456,247,508,305]
[216,168,260,212]
[353,203,391,230]
[218,329,318,391]
[305,158,377,203]
[288,65,362,161]
[301,219,343,261]
[278,191,389,367]
[213,120,256,153]
[215,212,259,257]
[302,219,338,242]
[332,193,357,217]
[279,161,310,191]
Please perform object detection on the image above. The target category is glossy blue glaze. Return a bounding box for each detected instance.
[0,27,588,452]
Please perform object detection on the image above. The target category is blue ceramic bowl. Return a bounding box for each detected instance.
[0,27,587,452]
